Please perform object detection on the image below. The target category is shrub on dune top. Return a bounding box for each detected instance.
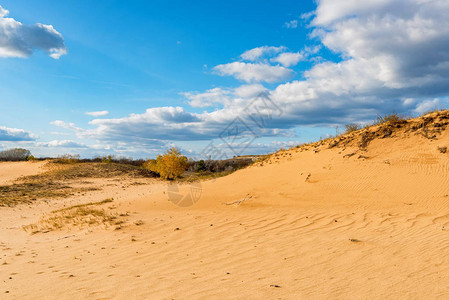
[344,123,361,133]
[143,147,188,180]
[375,112,405,126]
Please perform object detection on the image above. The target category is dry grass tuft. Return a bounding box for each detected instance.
[51,198,114,213]
[438,146,447,154]
[23,199,124,234]
[344,123,362,133]
[0,182,98,207]
[375,112,407,126]
[26,162,155,181]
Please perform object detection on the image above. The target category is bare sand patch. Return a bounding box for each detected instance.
[0,161,46,185]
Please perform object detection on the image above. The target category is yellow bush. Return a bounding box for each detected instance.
[101,155,113,163]
[56,154,80,164]
[144,147,188,179]
[26,155,38,161]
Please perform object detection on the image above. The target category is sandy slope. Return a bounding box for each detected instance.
[0,161,46,185]
[2,114,449,299]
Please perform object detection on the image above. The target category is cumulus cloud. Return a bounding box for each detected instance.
[0,126,37,141]
[182,88,232,108]
[233,84,267,98]
[49,0,449,153]
[51,95,287,147]
[50,120,82,132]
[85,110,109,117]
[271,52,303,67]
[270,46,320,68]
[38,140,87,148]
[311,0,449,90]
[0,6,8,18]
[183,84,267,108]
[263,0,449,125]
[85,107,206,142]
[414,99,441,114]
[0,5,67,59]
[214,62,294,83]
[214,45,320,82]
[240,46,286,61]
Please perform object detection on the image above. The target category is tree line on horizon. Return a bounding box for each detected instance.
[0,147,256,180]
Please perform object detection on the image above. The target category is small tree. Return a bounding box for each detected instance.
[196,159,206,172]
[0,148,31,161]
[144,147,188,179]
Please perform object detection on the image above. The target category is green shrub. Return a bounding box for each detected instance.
[55,154,80,164]
[101,155,113,163]
[195,159,206,172]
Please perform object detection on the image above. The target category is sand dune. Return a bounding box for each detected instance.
[2,112,449,298]
[0,161,46,185]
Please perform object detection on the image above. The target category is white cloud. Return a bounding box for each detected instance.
[284,20,298,29]
[271,52,303,67]
[182,88,232,108]
[85,110,109,117]
[270,46,320,67]
[38,140,87,148]
[240,46,286,61]
[183,84,267,108]
[0,5,67,59]
[214,62,294,83]
[51,95,287,147]
[312,0,393,26]
[414,99,440,114]
[0,126,37,141]
[266,0,449,123]
[85,107,206,142]
[0,6,8,18]
[45,1,449,156]
[311,0,449,89]
[50,120,82,132]
[214,46,311,83]
[233,84,267,98]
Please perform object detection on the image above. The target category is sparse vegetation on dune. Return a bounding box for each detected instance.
[0,162,156,207]
[53,154,147,167]
[287,110,449,152]
[0,153,256,207]
[51,198,114,213]
[33,161,157,181]
[0,182,98,207]
[23,198,123,234]
[374,112,407,126]
[344,123,362,133]
[2,110,449,209]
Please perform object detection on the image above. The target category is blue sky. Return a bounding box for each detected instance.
[1,0,449,158]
